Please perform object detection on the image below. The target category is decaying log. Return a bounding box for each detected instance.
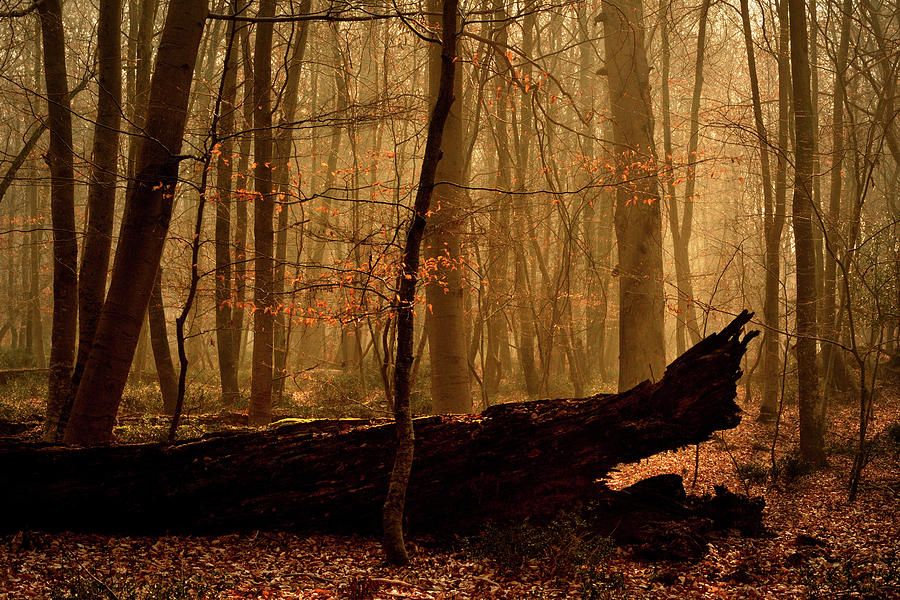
[0,311,758,534]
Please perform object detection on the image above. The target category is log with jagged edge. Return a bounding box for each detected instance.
[0,311,758,535]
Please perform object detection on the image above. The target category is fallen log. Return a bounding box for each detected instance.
[0,311,758,535]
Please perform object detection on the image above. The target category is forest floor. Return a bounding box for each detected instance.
[1,384,899,599]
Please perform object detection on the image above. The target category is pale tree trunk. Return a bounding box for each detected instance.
[272,0,312,404]
[425,0,471,414]
[57,0,123,438]
[822,0,852,397]
[660,0,707,356]
[28,159,45,369]
[38,0,78,442]
[739,0,776,412]
[383,0,459,565]
[577,6,613,384]
[788,0,825,465]
[759,0,791,421]
[248,0,276,427]
[511,5,540,396]
[214,1,240,404]
[63,0,207,445]
[599,0,666,392]
[148,270,178,414]
[480,0,513,401]
[232,25,254,373]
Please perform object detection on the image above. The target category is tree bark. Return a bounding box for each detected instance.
[600,0,667,392]
[382,0,461,565]
[759,0,791,421]
[38,0,78,442]
[424,0,472,415]
[248,0,277,427]
[214,1,240,404]
[148,269,178,414]
[788,0,825,465]
[63,0,208,445]
[59,0,124,438]
[2,312,757,535]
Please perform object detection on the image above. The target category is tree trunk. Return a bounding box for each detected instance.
[600,0,666,392]
[2,312,757,535]
[271,0,312,405]
[38,0,78,442]
[821,0,851,398]
[759,0,791,421]
[214,4,239,404]
[59,0,123,437]
[148,269,178,415]
[788,0,825,465]
[248,0,277,427]
[424,0,471,415]
[63,0,208,445]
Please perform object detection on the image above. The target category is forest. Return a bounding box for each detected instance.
[0,0,897,597]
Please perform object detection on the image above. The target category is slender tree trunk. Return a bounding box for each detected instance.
[788,0,825,465]
[272,0,312,404]
[28,160,45,369]
[57,0,124,438]
[739,0,777,418]
[248,0,276,426]
[424,0,471,414]
[383,0,459,565]
[38,0,78,442]
[759,0,792,421]
[600,0,666,392]
[148,270,178,414]
[64,0,207,445]
[215,0,240,404]
[822,0,851,397]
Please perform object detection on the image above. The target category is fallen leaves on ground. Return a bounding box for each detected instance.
[1,390,898,599]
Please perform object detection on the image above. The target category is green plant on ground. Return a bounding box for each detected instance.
[49,570,216,600]
[735,461,770,484]
[462,508,615,579]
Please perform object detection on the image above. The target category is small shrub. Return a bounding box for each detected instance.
[49,570,214,600]
[799,550,900,599]
[462,509,614,579]
[773,452,812,484]
[580,567,632,600]
[886,422,900,452]
[735,461,770,484]
[0,346,36,368]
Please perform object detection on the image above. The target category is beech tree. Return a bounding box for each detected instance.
[64,0,208,444]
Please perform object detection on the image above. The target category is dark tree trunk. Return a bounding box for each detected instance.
[788,0,825,465]
[38,0,78,442]
[248,0,276,427]
[3,313,757,535]
[63,0,208,445]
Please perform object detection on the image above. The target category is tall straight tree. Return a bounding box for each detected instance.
[599,0,666,392]
[215,0,241,403]
[248,0,277,426]
[759,0,791,421]
[38,0,78,442]
[63,0,208,445]
[424,0,471,413]
[788,0,826,464]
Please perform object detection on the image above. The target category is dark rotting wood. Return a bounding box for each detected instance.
[0,311,758,535]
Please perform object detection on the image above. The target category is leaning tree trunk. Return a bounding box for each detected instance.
[63,0,208,445]
[1,312,757,535]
